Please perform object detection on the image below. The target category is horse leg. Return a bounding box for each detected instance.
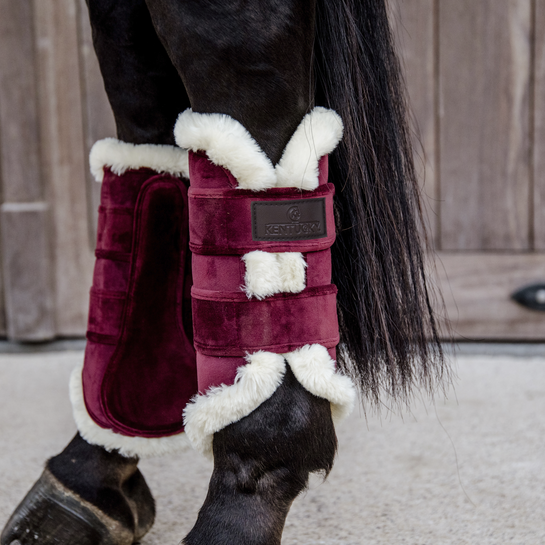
[144,1,355,542]
[2,434,152,545]
[2,2,193,544]
[145,0,315,161]
[186,368,338,544]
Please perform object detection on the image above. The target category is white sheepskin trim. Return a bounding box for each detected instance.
[276,252,307,292]
[69,365,190,458]
[283,344,356,422]
[174,110,277,191]
[276,107,344,191]
[174,108,343,191]
[89,138,190,182]
[183,345,356,456]
[183,352,286,457]
[242,251,306,299]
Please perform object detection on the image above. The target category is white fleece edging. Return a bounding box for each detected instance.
[242,251,306,299]
[283,344,356,422]
[174,111,276,190]
[174,107,343,191]
[183,345,356,457]
[90,138,190,182]
[69,365,190,458]
[275,107,343,190]
[183,352,287,456]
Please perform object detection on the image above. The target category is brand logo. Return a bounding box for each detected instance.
[287,206,301,223]
[252,197,327,241]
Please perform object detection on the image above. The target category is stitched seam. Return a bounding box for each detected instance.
[98,205,134,216]
[189,236,335,255]
[194,337,340,353]
[188,183,333,199]
[95,249,131,262]
[191,284,336,302]
[90,288,126,300]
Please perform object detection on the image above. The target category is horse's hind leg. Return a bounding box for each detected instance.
[1,2,194,544]
[145,1,355,542]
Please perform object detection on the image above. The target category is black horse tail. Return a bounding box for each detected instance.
[314,0,446,406]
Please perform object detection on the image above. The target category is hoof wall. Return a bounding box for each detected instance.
[1,469,134,545]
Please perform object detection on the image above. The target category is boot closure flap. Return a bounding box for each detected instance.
[188,184,336,255]
[191,285,339,356]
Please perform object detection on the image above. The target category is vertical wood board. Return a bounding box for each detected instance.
[0,0,43,203]
[0,0,55,339]
[0,205,54,340]
[439,0,531,251]
[534,0,545,249]
[33,0,94,336]
[391,0,438,245]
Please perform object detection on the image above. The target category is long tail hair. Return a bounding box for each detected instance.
[314,0,446,406]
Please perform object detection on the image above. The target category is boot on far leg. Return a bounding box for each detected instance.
[184,366,337,545]
[1,138,196,545]
[1,434,154,545]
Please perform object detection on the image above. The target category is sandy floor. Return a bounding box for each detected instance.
[0,351,543,544]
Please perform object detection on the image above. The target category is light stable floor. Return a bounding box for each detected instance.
[0,351,543,545]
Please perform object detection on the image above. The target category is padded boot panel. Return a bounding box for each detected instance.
[99,175,197,436]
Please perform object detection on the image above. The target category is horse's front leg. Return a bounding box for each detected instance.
[146,1,355,543]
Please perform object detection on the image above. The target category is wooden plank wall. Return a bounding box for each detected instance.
[0,0,114,340]
[395,0,545,340]
[439,0,531,251]
[34,0,95,336]
[0,0,545,340]
[390,0,438,244]
[0,0,54,340]
[535,0,545,250]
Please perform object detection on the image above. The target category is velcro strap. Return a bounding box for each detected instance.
[188,183,336,255]
[87,288,125,338]
[191,285,339,356]
[96,206,133,254]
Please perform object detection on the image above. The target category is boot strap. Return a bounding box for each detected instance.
[188,183,336,255]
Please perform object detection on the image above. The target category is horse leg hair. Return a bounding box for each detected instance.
[186,367,337,545]
[145,0,316,162]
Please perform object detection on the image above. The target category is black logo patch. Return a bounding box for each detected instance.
[252,198,327,241]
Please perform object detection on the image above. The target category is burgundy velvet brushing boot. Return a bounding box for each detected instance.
[73,138,197,451]
[174,108,357,543]
[1,139,198,545]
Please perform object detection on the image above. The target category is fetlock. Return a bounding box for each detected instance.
[184,367,337,545]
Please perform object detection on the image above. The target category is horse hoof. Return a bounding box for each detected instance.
[1,469,135,545]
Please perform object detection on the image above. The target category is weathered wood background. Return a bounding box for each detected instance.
[395,0,545,340]
[0,0,113,340]
[0,0,543,341]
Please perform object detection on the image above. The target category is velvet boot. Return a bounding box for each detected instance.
[174,108,357,543]
[72,139,197,452]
